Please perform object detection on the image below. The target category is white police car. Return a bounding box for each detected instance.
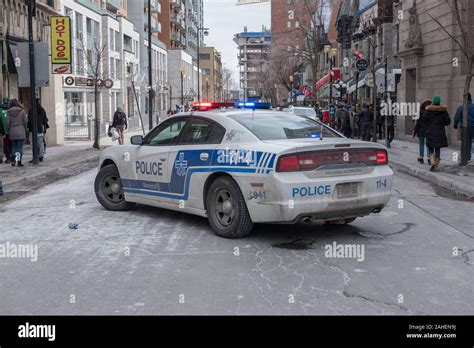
[95,102,393,239]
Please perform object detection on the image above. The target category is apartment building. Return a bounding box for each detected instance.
[199,47,222,102]
[0,0,65,145]
[61,0,144,138]
[234,27,271,100]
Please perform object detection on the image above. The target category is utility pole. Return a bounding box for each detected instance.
[28,0,38,165]
[384,56,389,147]
[371,36,378,143]
[180,68,184,106]
[148,0,154,130]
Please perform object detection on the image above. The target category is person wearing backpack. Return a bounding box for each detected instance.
[112,107,128,145]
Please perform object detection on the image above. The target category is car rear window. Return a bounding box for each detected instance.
[229,113,341,140]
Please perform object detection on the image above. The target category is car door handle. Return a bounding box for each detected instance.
[200,153,209,161]
[159,156,167,161]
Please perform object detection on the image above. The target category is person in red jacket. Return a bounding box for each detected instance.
[322,110,330,125]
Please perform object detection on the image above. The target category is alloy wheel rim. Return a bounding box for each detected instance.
[215,189,235,227]
[102,175,124,203]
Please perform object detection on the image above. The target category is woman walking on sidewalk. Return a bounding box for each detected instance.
[413,99,432,164]
[6,99,28,167]
[423,96,451,172]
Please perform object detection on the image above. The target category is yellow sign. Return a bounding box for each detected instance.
[51,16,71,65]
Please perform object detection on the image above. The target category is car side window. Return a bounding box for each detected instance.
[144,118,188,146]
[178,118,225,145]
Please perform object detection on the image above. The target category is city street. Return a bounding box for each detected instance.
[0,168,473,315]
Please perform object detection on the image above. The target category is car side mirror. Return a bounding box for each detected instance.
[131,135,144,145]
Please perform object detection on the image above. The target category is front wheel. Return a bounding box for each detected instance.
[95,164,135,211]
[206,176,254,238]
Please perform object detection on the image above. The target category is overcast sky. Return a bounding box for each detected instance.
[203,0,271,88]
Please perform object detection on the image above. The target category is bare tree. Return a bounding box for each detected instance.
[428,0,473,166]
[79,39,108,149]
[270,0,332,104]
[222,67,234,101]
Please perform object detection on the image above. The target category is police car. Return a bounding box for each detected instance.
[95,102,393,239]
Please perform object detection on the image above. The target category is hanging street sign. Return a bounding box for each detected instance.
[356,59,369,72]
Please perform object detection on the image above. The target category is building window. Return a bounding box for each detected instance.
[109,29,114,50]
[202,69,211,75]
[295,21,300,28]
[110,58,115,79]
[75,13,83,40]
[75,48,84,75]
[199,53,210,60]
[287,21,291,28]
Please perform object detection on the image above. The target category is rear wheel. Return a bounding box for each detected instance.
[206,176,254,238]
[95,164,135,211]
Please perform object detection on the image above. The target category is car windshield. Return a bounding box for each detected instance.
[293,108,316,117]
[229,113,341,140]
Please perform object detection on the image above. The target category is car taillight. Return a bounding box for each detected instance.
[376,150,388,165]
[276,149,389,172]
[277,155,300,172]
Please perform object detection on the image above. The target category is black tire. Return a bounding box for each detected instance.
[324,217,357,225]
[94,164,135,211]
[206,176,254,238]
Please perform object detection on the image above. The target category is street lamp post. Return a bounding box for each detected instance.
[147,0,154,131]
[197,27,209,102]
[180,67,184,106]
[289,75,294,105]
[27,0,38,165]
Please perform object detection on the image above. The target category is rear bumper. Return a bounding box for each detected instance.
[245,166,393,223]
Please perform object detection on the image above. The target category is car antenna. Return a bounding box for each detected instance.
[320,121,324,141]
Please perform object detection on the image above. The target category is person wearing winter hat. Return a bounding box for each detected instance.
[422,96,451,171]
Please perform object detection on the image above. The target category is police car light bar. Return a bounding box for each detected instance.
[192,102,234,111]
[235,102,272,109]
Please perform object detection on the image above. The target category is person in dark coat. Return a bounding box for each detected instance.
[422,96,451,171]
[6,99,28,167]
[27,99,49,163]
[413,99,433,164]
[358,104,374,141]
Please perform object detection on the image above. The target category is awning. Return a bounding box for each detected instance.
[315,69,341,90]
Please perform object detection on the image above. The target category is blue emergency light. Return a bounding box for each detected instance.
[235,101,271,110]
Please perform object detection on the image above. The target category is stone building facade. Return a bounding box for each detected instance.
[0,0,65,145]
[397,0,474,146]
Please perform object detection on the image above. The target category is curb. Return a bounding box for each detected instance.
[389,159,474,198]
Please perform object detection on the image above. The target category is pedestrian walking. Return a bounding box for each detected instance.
[6,99,28,167]
[112,107,128,145]
[322,109,330,125]
[27,99,49,163]
[0,109,4,164]
[423,96,451,172]
[1,99,11,163]
[358,104,374,141]
[413,99,433,164]
[340,105,352,138]
[352,105,360,138]
[454,93,474,163]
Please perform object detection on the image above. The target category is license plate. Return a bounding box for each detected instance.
[337,182,359,199]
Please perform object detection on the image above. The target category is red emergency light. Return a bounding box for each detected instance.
[192,102,235,111]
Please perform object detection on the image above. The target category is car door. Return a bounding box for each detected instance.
[130,116,188,203]
[167,117,226,209]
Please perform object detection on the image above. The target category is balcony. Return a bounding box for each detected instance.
[171,14,185,31]
[106,0,121,10]
[171,0,183,11]
[144,14,161,33]
[143,0,161,13]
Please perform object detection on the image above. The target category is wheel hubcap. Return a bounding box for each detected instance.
[102,174,124,203]
[215,189,235,227]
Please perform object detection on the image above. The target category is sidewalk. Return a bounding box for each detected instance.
[0,129,144,203]
[388,138,474,198]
